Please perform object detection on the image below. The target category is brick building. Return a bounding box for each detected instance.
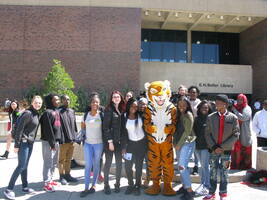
[0,0,267,103]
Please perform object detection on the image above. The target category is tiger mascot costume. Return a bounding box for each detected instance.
[143,80,177,196]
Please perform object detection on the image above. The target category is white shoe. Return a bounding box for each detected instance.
[198,186,209,196]
[195,184,204,194]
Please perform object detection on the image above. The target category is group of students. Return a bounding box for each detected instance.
[1,84,265,200]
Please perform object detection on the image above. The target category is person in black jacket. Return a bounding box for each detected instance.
[103,90,125,194]
[0,100,20,159]
[121,98,147,196]
[193,100,212,196]
[40,93,63,193]
[58,95,78,185]
[3,96,43,200]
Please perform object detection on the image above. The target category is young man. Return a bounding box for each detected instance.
[58,95,78,185]
[40,94,63,192]
[252,100,267,147]
[204,94,240,200]
[188,86,201,175]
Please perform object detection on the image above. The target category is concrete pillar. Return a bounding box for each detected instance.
[187,30,192,63]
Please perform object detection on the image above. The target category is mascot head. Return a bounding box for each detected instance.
[144,80,172,108]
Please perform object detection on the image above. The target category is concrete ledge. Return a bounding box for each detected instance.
[256,147,267,170]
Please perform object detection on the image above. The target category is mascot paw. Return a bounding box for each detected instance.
[164,125,175,134]
[162,183,176,196]
[145,183,161,195]
[147,125,157,134]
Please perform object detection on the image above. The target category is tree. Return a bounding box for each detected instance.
[43,59,78,108]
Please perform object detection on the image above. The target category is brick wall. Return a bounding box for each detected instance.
[0,6,141,104]
[240,18,267,100]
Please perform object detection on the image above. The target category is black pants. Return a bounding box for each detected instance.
[125,138,146,187]
[104,143,122,186]
[257,137,267,147]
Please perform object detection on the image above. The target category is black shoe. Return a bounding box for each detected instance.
[88,187,96,194]
[192,166,198,175]
[70,159,79,169]
[133,186,141,196]
[114,183,120,193]
[0,151,9,159]
[125,186,134,195]
[181,191,195,200]
[104,185,111,195]
[176,186,186,195]
[80,190,90,198]
[64,174,78,182]
[60,175,68,185]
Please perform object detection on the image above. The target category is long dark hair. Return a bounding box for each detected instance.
[106,90,125,113]
[197,100,212,117]
[176,96,193,122]
[8,100,19,115]
[125,97,139,127]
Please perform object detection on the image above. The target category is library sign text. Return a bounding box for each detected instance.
[198,83,234,88]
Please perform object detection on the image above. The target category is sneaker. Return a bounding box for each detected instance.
[219,193,227,200]
[65,174,78,182]
[50,181,59,186]
[114,183,120,193]
[43,183,55,193]
[60,175,68,185]
[133,186,141,196]
[181,191,195,200]
[88,187,96,194]
[196,185,209,196]
[176,186,186,195]
[3,189,15,200]
[80,189,90,198]
[203,194,216,200]
[104,185,111,195]
[195,184,204,194]
[22,187,35,194]
[125,186,134,195]
[98,174,104,183]
[142,179,150,188]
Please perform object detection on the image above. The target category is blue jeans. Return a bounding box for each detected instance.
[176,141,196,189]
[84,142,103,190]
[196,149,210,188]
[209,153,231,194]
[7,141,33,190]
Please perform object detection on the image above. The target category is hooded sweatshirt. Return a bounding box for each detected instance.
[40,94,63,148]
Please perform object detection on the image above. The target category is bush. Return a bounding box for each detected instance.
[43,59,78,109]
[76,87,88,112]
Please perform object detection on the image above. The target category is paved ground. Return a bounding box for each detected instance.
[0,141,267,200]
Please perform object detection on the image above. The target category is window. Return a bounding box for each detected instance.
[141,29,187,63]
[192,31,239,64]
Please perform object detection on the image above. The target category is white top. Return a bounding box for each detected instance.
[85,112,103,144]
[252,109,267,138]
[126,117,145,141]
[190,98,201,117]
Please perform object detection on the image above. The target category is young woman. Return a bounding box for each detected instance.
[103,91,125,194]
[3,96,43,200]
[121,98,147,196]
[125,91,134,104]
[0,100,20,159]
[80,93,104,197]
[174,96,196,200]
[231,94,252,170]
[193,100,212,196]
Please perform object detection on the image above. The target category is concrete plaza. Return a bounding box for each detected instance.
[0,141,266,200]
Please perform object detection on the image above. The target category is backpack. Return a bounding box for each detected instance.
[11,111,26,139]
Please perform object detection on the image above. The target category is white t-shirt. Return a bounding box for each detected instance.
[85,112,103,144]
[190,98,201,117]
[126,117,145,141]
